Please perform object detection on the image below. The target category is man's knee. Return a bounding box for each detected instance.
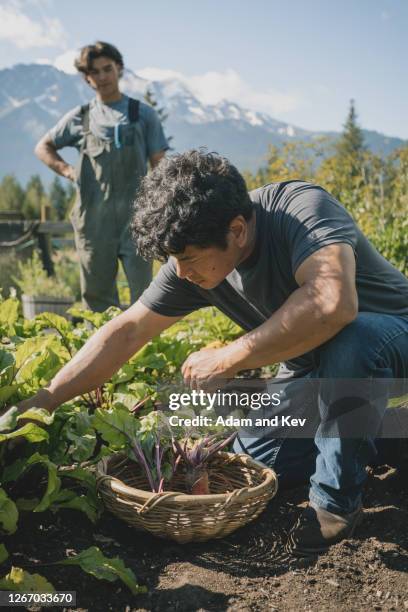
[317,314,382,377]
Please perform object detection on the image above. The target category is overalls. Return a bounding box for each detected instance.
[70,98,152,312]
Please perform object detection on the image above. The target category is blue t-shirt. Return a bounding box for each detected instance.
[47,94,168,173]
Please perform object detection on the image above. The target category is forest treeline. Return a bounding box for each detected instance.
[244,101,407,275]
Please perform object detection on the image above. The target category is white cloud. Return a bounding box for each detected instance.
[0,1,67,49]
[137,67,300,116]
[138,67,183,82]
[53,49,78,74]
[34,57,52,65]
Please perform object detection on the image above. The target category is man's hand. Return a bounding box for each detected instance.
[61,164,76,182]
[181,345,238,390]
[16,389,56,415]
[34,135,76,182]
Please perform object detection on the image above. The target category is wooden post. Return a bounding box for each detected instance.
[38,204,54,276]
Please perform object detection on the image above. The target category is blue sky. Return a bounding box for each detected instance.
[1,0,407,138]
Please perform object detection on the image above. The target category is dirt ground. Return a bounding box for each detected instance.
[5,457,408,612]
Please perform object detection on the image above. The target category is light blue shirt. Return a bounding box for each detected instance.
[48,94,169,163]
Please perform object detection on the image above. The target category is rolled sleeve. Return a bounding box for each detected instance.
[143,105,169,158]
[282,186,358,275]
[47,106,83,150]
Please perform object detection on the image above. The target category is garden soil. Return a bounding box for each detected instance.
[6,460,408,612]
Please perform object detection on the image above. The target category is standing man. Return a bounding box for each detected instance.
[35,41,168,311]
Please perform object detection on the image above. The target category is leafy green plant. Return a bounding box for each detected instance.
[94,408,176,493]
[53,249,81,301]
[12,251,73,299]
[0,294,247,594]
[173,432,237,495]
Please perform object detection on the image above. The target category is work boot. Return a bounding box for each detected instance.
[286,501,363,556]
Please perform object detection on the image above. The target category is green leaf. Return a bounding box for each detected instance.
[67,307,121,329]
[25,454,61,512]
[58,546,146,594]
[34,312,71,335]
[3,453,61,513]
[0,298,20,334]
[0,423,49,444]
[0,349,15,386]
[17,408,54,426]
[92,407,139,448]
[0,567,55,592]
[0,543,8,564]
[0,385,20,407]
[16,347,65,391]
[68,433,96,462]
[2,457,27,483]
[109,363,137,385]
[0,406,19,432]
[111,393,140,411]
[0,488,18,534]
[60,411,96,462]
[15,336,54,369]
[58,466,96,489]
[130,344,167,370]
[58,467,101,512]
[52,494,100,523]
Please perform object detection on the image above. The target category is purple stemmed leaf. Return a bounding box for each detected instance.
[174,431,237,470]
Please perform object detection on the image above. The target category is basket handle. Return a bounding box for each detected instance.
[217,486,251,512]
[137,491,183,515]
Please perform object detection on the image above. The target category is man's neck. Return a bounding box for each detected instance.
[96,90,122,104]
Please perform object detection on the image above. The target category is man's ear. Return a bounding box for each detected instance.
[229,215,247,246]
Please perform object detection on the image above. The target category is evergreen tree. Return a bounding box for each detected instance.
[22,175,49,219]
[336,99,366,163]
[0,175,25,213]
[316,100,368,209]
[49,176,68,220]
[391,144,408,213]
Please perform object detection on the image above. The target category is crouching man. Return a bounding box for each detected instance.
[19,151,408,555]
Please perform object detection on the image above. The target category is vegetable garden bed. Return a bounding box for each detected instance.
[1,296,407,610]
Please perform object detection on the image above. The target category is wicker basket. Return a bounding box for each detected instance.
[96,451,278,543]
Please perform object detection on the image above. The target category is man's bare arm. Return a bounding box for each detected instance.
[225,243,358,369]
[19,302,181,413]
[182,244,358,386]
[34,134,76,181]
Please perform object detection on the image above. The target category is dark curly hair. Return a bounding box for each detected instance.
[74,41,124,76]
[132,150,253,261]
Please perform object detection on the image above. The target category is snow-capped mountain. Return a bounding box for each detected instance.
[121,70,311,135]
[0,64,405,185]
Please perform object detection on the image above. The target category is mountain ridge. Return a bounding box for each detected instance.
[0,63,405,185]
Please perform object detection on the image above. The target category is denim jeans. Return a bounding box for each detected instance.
[234,313,408,514]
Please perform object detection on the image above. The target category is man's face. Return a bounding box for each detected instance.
[173,218,251,289]
[173,215,255,289]
[173,244,237,289]
[86,56,121,96]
